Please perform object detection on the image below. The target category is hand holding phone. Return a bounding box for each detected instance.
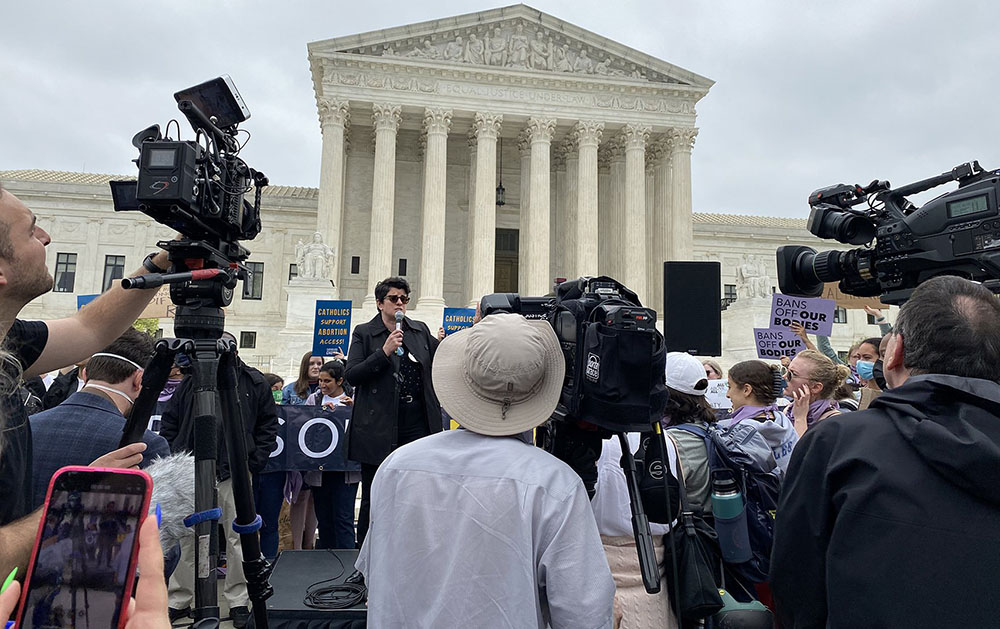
[16,467,152,629]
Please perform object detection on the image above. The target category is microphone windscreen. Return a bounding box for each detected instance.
[145,452,195,550]
[395,311,404,322]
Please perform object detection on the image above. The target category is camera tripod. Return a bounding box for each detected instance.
[118,239,272,629]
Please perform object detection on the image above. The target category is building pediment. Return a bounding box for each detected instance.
[308,4,713,89]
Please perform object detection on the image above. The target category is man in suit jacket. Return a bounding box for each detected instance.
[345,276,441,551]
[30,328,169,508]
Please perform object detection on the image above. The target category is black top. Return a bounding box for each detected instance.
[772,374,1000,628]
[0,319,49,525]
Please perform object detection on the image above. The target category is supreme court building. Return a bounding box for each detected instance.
[2,5,892,375]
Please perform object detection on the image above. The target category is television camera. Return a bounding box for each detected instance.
[776,161,1000,304]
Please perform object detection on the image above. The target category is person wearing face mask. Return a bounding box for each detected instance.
[772,276,1000,629]
[29,328,170,509]
[304,361,359,549]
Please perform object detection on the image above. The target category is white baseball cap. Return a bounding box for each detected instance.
[665,351,709,396]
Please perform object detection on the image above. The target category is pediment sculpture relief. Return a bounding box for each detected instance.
[352,21,667,83]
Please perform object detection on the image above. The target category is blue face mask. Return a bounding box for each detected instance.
[856,360,875,381]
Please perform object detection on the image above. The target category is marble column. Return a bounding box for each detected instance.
[645,145,658,311]
[517,131,531,292]
[316,99,349,295]
[363,103,402,309]
[552,144,568,278]
[465,130,478,304]
[622,124,651,302]
[523,117,555,296]
[415,107,452,311]
[668,127,698,262]
[597,145,612,276]
[562,142,579,278]
[607,136,626,281]
[469,112,502,305]
[653,137,674,312]
[574,121,603,277]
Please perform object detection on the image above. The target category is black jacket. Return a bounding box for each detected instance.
[159,361,279,481]
[345,313,441,465]
[42,367,81,410]
[771,374,1000,628]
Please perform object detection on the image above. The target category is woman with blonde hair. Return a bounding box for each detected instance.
[785,349,850,435]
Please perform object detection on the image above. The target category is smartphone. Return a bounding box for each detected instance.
[16,466,152,629]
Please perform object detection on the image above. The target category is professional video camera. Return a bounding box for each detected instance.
[776,161,1000,304]
[480,276,668,433]
[110,75,268,307]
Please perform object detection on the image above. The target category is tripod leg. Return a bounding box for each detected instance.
[217,344,272,629]
[188,340,222,624]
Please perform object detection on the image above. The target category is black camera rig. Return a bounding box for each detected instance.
[777,161,1000,304]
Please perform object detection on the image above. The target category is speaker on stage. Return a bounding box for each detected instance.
[662,261,722,356]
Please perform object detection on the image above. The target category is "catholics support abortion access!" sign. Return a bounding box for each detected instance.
[770,294,836,337]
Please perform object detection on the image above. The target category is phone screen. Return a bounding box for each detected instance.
[19,469,150,629]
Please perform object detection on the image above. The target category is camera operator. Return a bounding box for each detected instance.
[0,182,169,575]
[771,275,1000,628]
[356,313,615,627]
[345,276,441,553]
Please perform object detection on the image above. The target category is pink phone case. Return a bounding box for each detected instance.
[16,466,152,629]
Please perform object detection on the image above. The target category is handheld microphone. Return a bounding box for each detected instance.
[394,311,404,356]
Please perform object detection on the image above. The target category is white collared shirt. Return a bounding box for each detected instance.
[357,428,615,628]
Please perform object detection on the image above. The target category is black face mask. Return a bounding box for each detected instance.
[872,359,887,390]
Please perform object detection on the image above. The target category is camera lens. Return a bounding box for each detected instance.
[775,245,847,297]
[808,206,876,245]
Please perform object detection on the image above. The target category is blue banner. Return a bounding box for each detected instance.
[264,405,360,473]
[442,307,476,336]
[77,294,100,310]
[313,300,352,357]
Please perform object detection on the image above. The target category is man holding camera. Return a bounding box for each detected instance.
[356,313,615,628]
[772,275,1000,628]
[0,183,164,577]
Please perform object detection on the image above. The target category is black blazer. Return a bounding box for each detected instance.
[345,313,441,465]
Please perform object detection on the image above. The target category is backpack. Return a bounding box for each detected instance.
[671,422,783,583]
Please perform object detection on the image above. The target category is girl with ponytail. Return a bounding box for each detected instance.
[785,350,849,436]
[724,360,800,471]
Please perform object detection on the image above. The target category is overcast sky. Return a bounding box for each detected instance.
[2,0,996,218]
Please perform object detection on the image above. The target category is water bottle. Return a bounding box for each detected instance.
[711,472,752,564]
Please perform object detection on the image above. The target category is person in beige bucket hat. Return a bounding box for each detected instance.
[355,312,615,628]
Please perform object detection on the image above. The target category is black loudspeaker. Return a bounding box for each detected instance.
[663,261,722,356]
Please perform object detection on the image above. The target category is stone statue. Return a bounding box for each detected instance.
[552,43,573,72]
[573,48,595,74]
[464,33,485,65]
[406,39,439,59]
[443,36,464,61]
[594,57,612,75]
[485,27,507,66]
[528,31,550,70]
[507,24,529,68]
[295,232,335,280]
[735,254,771,300]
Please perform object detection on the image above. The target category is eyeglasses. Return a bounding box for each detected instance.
[785,367,815,382]
[384,295,410,304]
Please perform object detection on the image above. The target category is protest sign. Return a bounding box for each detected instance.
[754,328,806,359]
[442,308,475,335]
[705,379,731,410]
[313,300,352,357]
[770,293,836,336]
[264,405,360,473]
[822,282,883,310]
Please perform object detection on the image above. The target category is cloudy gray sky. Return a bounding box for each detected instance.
[2,0,996,218]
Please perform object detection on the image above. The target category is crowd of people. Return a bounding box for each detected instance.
[1,178,1000,629]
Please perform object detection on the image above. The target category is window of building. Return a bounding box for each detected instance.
[398,258,407,276]
[351,256,360,274]
[240,331,257,349]
[288,264,298,282]
[834,307,848,324]
[243,262,264,300]
[724,284,737,301]
[53,252,77,293]
[102,255,126,292]
[867,313,878,325]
